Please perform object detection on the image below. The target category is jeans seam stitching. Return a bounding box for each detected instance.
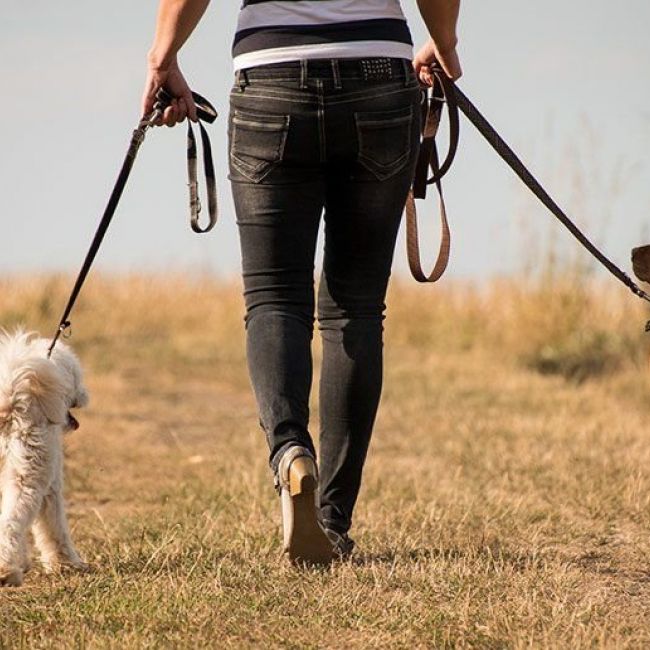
[317,80,326,164]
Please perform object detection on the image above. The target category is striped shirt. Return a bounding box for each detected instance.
[233,0,413,71]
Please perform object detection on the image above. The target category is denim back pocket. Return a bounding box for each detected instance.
[230,110,290,183]
[355,105,413,181]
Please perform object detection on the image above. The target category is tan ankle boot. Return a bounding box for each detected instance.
[277,446,334,565]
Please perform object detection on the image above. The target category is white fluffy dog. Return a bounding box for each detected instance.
[0,330,88,586]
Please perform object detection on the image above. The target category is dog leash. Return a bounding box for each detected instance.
[47,89,218,358]
[408,65,650,307]
[405,77,455,282]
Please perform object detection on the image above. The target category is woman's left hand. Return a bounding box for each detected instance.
[413,39,462,86]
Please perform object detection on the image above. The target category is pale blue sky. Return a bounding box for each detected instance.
[1,1,649,279]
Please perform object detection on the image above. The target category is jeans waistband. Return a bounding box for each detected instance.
[236,57,414,88]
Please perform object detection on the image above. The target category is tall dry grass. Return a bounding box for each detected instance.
[392,271,648,381]
[2,263,646,383]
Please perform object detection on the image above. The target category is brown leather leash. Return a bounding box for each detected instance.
[47,88,218,357]
[407,65,650,308]
[405,75,456,282]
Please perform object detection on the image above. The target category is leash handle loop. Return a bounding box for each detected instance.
[154,88,218,124]
[187,120,218,233]
[156,87,218,233]
[425,72,460,186]
[406,74,455,283]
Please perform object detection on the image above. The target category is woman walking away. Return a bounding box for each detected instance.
[142,0,462,565]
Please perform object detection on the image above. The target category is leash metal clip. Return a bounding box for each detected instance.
[46,321,71,358]
[188,181,201,215]
[143,109,163,130]
[61,321,72,339]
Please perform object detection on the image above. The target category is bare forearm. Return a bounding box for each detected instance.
[141,0,210,123]
[416,0,460,54]
[148,0,210,70]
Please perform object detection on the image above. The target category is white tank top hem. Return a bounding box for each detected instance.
[233,41,413,72]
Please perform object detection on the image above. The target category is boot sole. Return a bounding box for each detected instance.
[285,457,334,566]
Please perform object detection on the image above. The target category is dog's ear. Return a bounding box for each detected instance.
[75,385,90,409]
[0,393,11,426]
[50,343,89,410]
[19,358,71,426]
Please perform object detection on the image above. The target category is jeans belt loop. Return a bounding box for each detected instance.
[401,59,410,87]
[300,59,308,90]
[331,59,342,90]
[236,69,249,91]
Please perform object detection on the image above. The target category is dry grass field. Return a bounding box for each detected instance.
[1,272,650,648]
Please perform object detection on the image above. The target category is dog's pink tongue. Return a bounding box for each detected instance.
[68,412,80,430]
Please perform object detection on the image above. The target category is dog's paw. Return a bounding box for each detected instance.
[0,565,24,587]
[43,559,90,575]
[67,560,91,574]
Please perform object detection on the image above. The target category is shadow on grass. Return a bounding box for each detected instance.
[349,543,549,573]
[569,549,650,584]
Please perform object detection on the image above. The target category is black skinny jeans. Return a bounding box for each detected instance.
[228,58,421,535]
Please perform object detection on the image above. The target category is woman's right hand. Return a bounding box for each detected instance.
[141,57,198,127]
[413,39,462,86]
